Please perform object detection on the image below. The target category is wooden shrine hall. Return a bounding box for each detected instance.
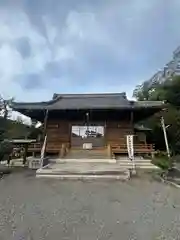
[12,93,165,159]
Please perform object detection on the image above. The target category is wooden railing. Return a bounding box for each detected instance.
[28,142,154,157]
[111,143,154,154]
[28,143,41,151]
[28,142,70,156]
[28,142,61,153]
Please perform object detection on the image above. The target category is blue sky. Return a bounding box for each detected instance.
[0,0,180,102]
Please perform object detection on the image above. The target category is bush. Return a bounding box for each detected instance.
[154,150,169,158]
[152,156,171,170]
[0,140,13,162]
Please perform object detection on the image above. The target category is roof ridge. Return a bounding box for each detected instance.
[52,92,127,100]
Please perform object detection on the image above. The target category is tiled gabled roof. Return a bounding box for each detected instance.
[12,93,165,111]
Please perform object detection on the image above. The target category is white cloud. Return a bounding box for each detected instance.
[0,0,179,103]
[0,44,23,81]
[0,8,49,94]
[55,46,75,61]
[0,7,61,100]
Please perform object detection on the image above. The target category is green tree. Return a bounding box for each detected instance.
[162,76,180,107]
[0,96,13,142]
[0,96,14,161]
[133,75,180,155]
[133,80,166,101]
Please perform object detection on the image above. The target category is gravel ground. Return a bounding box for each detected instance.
[0,170,180,240]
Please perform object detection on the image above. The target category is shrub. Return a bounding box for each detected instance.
[152,156,171,170]
[154,150,169,158]
[0,140,13,162]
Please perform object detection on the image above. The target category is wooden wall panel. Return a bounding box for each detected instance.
[105,121,133,145]
[46,120,70,150]
[45,119,134,151]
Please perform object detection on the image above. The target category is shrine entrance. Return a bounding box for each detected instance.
[71,125,105,148]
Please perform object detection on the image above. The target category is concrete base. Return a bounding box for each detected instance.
[2,157,49,169]
[7,157,41,168]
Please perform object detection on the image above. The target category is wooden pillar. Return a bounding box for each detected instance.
[23,144,28,165]
[144,133,147,144]
[130,110,134,134]
[107,144,112,159]
[43,109,49,140]
[104,120,107,147]
[7,154,11,166]
[42,109,49,157]
[60,143,66,158]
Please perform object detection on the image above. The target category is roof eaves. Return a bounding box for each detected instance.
[134,101,165,108]
[11,98,61,110]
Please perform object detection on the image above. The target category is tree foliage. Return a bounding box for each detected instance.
[0,96,43,162]
[0,95,13,119]
[0,96,13,142]
[0,140,13,162]
[133,75,180,155]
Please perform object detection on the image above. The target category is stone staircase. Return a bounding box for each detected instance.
[65,148,109,159]
[35,152,158,179]
[36,162,130,180]
[59,148,115,163]
[116,156,159,169]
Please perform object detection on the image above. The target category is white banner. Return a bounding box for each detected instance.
[83,143,92,149]
[126,135,134,160]
[40,135,47,168]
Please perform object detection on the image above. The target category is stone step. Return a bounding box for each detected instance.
[36,162,130,180]
[65,149,108,159]
[118,164,158,169]
[67,155,108,158]
[118,161,152,165]
[65,155,109,159]
[68,150,106,153]
[69,150,106,153]
[36,174,129,180]
[136,165,159,169]
[58,158,116,163]
[37,169,129,175]
[117,159,152,163]
[116,159,158,169]
[116,157,144,160]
